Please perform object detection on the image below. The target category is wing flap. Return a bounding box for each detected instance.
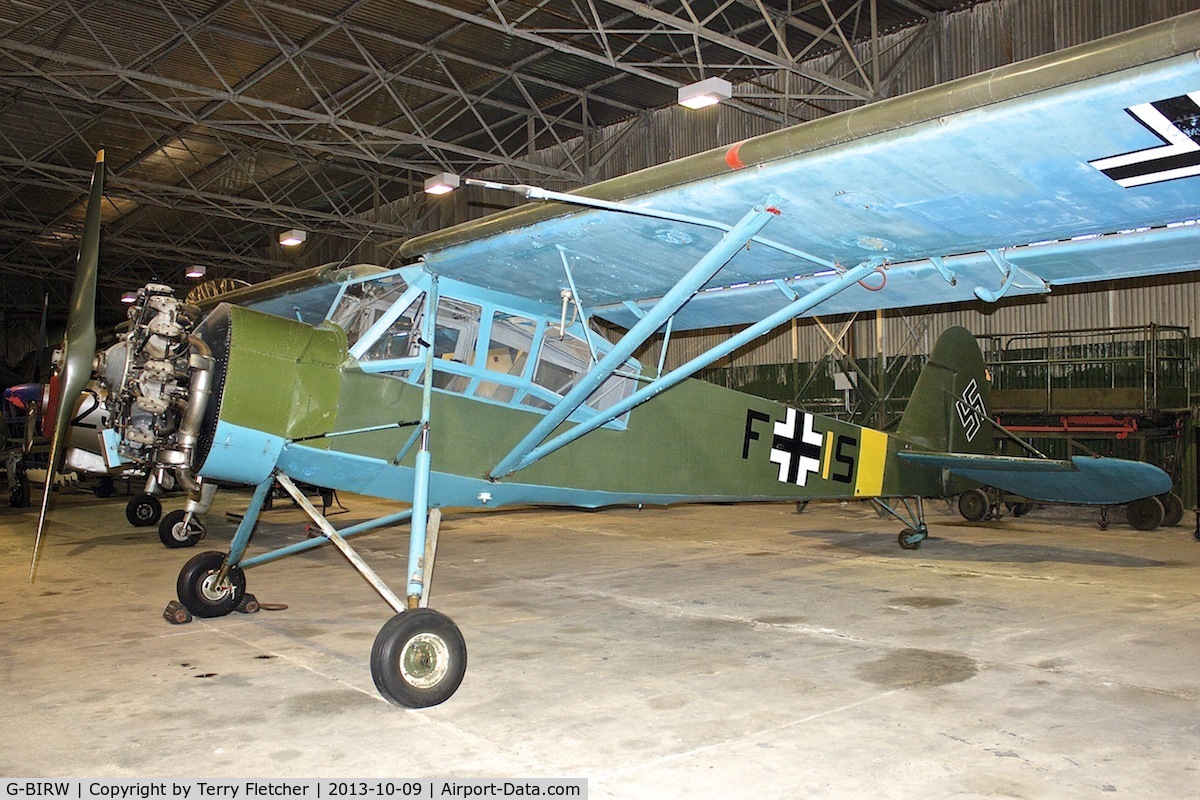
[898,452,1172,505]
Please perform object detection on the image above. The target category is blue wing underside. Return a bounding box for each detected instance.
[402,14,1200,329]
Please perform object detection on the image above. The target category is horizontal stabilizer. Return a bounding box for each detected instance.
[898,452,1171,506]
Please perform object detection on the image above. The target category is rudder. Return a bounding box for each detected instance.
[896,327,991,455]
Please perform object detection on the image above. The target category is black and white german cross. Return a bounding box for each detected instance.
[768,407,823,486]
[1090,93,1200,187]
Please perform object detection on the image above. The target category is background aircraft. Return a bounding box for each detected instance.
[31,12,1200,707]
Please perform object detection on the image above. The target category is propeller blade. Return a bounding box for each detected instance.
[31,149,105,580]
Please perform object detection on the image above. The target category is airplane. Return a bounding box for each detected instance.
[30,11,1200,708]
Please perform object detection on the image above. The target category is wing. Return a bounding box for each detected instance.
[898,452,1171,506]
[399,12,1200,329]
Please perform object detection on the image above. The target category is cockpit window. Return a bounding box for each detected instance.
[329,275,409,349]
[361,293,424,362]
[526,332,636,416]
[429,298,481,393]
[476,312,536,403]
[486,313,535,377]
[532,334,591,397]
[347,279,638,429]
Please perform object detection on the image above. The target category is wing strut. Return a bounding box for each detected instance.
[492,259,882,478]
[488,197,783,481]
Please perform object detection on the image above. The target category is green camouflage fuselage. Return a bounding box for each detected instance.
[201,304,951,509]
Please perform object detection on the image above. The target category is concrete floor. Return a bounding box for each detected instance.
[1,485,1199,797]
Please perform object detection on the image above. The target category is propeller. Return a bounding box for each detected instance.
[30,149,105,580]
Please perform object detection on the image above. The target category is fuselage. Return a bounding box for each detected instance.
[186,265,947,510]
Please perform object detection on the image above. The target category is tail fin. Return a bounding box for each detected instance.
[896,326,991,455]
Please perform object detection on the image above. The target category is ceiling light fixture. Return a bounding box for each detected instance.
[185,264,207,279]
[279,229,307,247]
[120,291,137,304]
[424,172,460,195]
[678,77,732,110]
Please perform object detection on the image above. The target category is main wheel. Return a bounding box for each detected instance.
[1159,492,1184,527]
[93,477,116,498]
[371,609,467,708]
[1126,496,1165,531]
[159,509,205,548]
[957,488,989,522]
[898,527,925,550]
[177,551,246,618]
[126,494,162,527]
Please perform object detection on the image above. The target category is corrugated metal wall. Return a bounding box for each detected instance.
[648,258,1200,372]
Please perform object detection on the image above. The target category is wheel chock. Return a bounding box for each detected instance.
[235,593,261,614]
[163,600,193,625]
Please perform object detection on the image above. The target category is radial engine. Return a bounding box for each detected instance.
[99,284,214,492]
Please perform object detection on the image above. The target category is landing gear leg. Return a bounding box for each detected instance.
[368,279,465,707]
[873,496,929,550]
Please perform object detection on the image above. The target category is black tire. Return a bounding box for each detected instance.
[1159,492,1184,527]
[126,494,162,527]
[898,528,924,550]
[957,488,989,522]
[371,609,467,708]
[93,477,116,498]
[159,509,205,548]
[1126,496,1165,532]
[177,551,246,618]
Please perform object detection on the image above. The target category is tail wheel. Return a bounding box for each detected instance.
[126,494,162,527]
[177,551,245,617]
[898,527,926,550]
[159,509,204,548]
[1126,496,1164,531]
[957,488,990,522]
[371,609,467,708]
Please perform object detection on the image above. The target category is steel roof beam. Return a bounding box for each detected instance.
[0,156,411,239]
[0,36,581,180]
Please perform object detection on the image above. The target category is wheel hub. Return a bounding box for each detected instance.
[400,633,449,689]
[199,571,232,602]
